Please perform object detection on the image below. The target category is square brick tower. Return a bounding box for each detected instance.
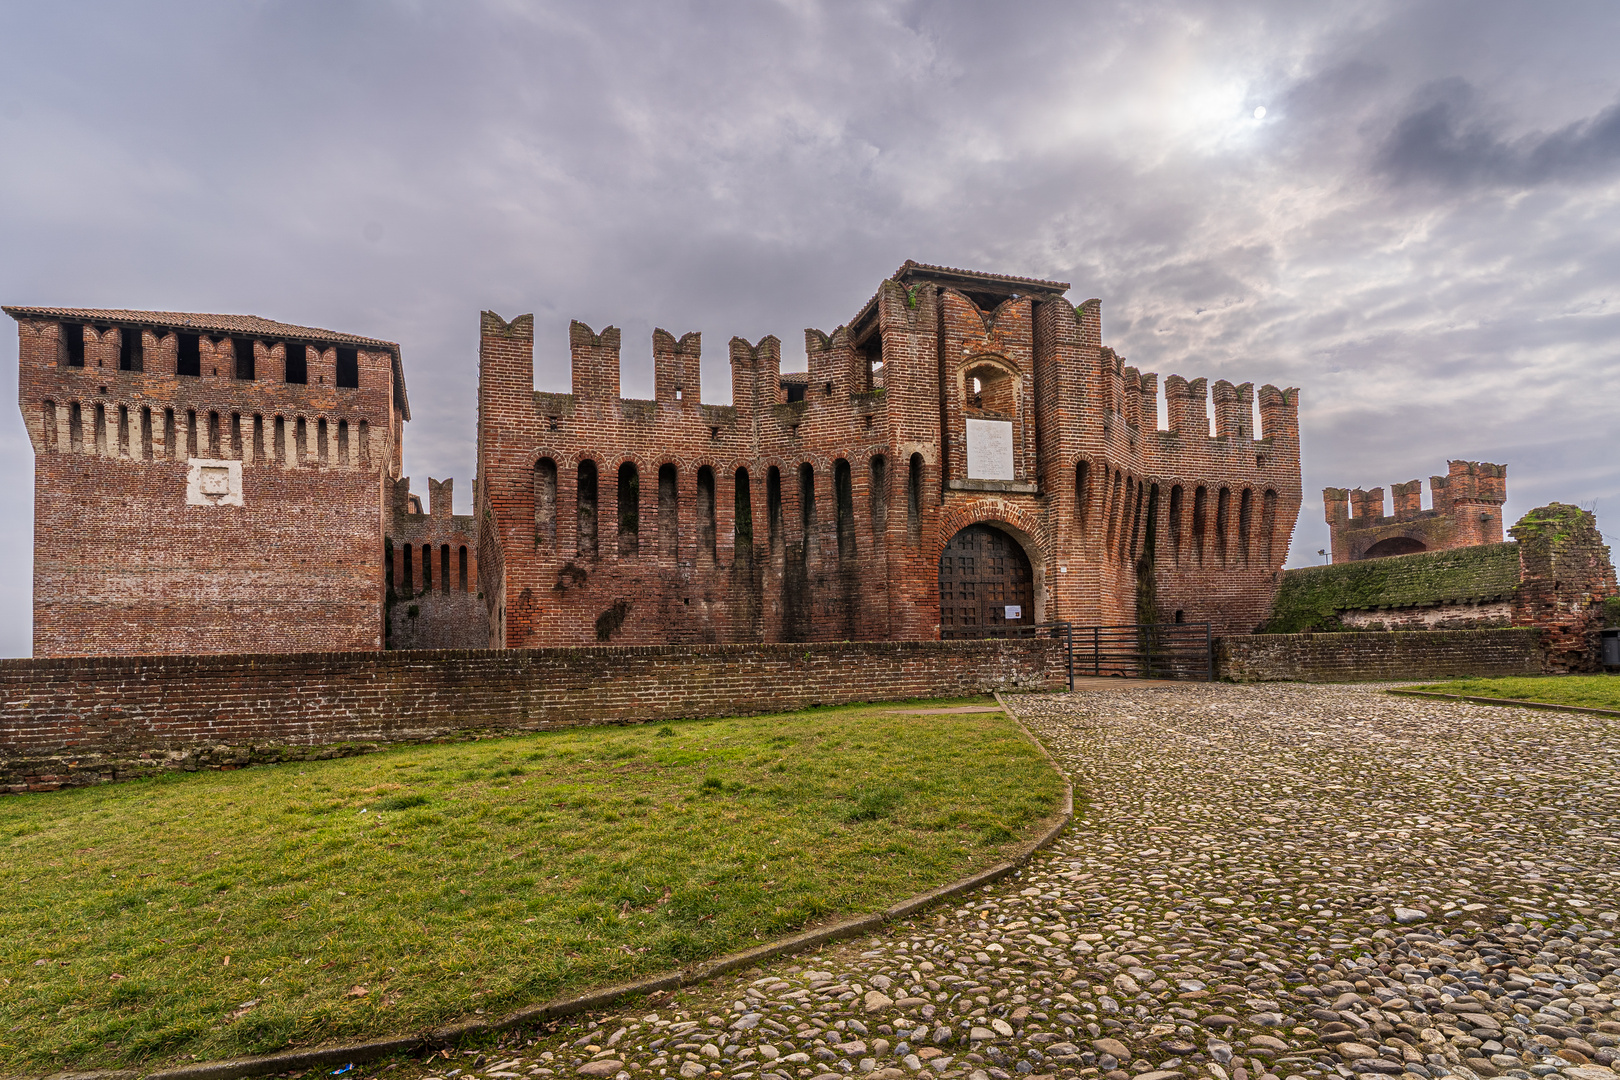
[7,307,408,657]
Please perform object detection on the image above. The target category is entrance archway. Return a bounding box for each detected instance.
[1363,536,1427,559]
[938,523,1034,636]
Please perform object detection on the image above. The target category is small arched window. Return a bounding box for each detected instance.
[534,457,558,550]
[907,453,923,544]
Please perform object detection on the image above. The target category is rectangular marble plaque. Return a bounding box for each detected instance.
[965,418,1015,480]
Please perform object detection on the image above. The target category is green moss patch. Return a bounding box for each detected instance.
[1264,543,1521,633]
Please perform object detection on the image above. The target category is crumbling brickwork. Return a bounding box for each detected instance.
[1510,503,1618,673]
[387,476,484,649]
[7,306,408,657]
[477,262,1303,645]
[1324,460,1506,563]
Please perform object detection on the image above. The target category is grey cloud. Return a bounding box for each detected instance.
[1379,79,1620,189]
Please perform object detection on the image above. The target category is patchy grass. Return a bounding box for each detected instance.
[0,698,1064,1069]
[1404,674,1620,711]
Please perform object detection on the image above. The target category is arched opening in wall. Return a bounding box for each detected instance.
[1126,478,1146,562]
[963,360,1016,417]
[177,333,200,377]
[1105,470,1124,554]
[439,544,449,593]
[230,413,242,459]
[357,420,370,468]
[858,331,884,391]
[138,406,152,458]
[938,524,1033,636]
[617,461,640,557]
[1215,488,1231,565]
[798,463,816,553]
[284,343,308,384]
[907,454,922,544]
[336,347,359,388]
[252,414,264,461]
[577,460,599,558]
[459,546,469,592]
[734,468,753,570]
[68,402,83,453]
[41,401,57,452]
[294,416,307,462]
[187,409,198,457]
[534,458,557,550]
[117,406,130,457]
[834,459,856,561]
[1175,609,1185,624]
[164,408,176,459]
[421,544,432,592]
[273,416,286,463]
[766,466,782,554]
[233,338,256,380]
[1137,484,1160,624]
[869,455,887,538]
[207,411,220,457]
[1168,485,1184,565]
[696,466,717,564]
[1238,488,1253,566]
[1261,489,1279,564]
[386,541,395,593]
[402,543,414,597]
[1192,486,1208,565]
[1364,536,1427,559]
[60,323,85,367]
[337,419,349,465]
[119,328,143,372]
[659,464,679,560]
[93,403,106,455]
[1074,460,1090,530]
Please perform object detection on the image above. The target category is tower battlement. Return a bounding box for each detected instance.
[1324,460,1507,563]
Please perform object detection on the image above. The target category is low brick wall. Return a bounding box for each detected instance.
[0,639,1065,794]
[1217,628,1542,683]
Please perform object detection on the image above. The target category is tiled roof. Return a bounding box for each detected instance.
[778,371,809,384]
[1,306,399,352]
[892,260,1071,294]
[4,305,409,419]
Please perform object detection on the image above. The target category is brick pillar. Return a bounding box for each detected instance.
[1510,503,1618,673]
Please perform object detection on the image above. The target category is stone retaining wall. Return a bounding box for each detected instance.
[1217,628,1541,683]
[0,639,1066,794]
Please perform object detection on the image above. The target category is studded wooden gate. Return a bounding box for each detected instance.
[938,524,1034,636]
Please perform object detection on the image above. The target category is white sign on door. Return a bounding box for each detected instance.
[965,418,1014,480]
[1004,605,1022,621]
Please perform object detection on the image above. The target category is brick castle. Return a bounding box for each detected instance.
[10,262,1304,656]
[1324,460,1507,563]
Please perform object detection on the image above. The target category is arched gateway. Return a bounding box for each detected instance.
[938,523,1034,636]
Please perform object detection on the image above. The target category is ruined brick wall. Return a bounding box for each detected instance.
[8,309,406,656]
[1510,503,1618,673]
[476,263,1303,647]
[386,476,485,649]
[1217,628,1542,682]
[0,639,1066,793]
[1324,460,1506,563]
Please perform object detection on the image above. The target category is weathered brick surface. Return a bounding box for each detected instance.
[477,263,1303,648]
[387,476,483,649]
[1324,459,1506,563]
[1216,628,1541,683]
[8,309,406,657]
[0,638,1065,794]
[1509,503,1618,673]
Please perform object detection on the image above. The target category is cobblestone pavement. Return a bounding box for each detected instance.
[394,684,1620,1080]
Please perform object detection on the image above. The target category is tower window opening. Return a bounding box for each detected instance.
[336,347,359,388]
[119,328,143,371]
[233,338,256,380]
[176,333,201,377]
[284,342,308,384]
[60,323,85,367]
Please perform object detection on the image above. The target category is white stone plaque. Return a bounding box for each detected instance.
[186,458,244,507]
[965,418,1015,480]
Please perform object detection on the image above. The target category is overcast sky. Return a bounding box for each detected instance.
[2,1,1617,656]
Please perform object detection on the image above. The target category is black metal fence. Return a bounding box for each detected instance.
[942,621,1213,684]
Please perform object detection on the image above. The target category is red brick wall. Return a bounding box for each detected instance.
[0,638,1067,793]
[1324,460,1507,563]
[1217,628,1542,682]
[13,316,401,656]
[387,477,483,649]
[476,269,1304,647]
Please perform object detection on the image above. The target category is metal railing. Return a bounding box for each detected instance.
[1071,622,1213,681]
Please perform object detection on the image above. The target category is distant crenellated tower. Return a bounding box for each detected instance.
[1323,459,1507,563]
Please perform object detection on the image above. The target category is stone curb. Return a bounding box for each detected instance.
[1387,688,1620,718]
[39,695,1073,1080]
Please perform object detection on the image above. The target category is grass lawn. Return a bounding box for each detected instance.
[0,698,1063,1070]
[1403,673,1620,711]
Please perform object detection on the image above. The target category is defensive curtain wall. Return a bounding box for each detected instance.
[475,261,1303,649]
[0,639,1067,794]
[5,305,408,658]
[1324,459,1507,562]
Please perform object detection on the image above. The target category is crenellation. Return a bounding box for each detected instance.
[1326,459,1508,562]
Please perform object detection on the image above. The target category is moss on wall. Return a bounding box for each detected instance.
[1263,542,1521,634]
